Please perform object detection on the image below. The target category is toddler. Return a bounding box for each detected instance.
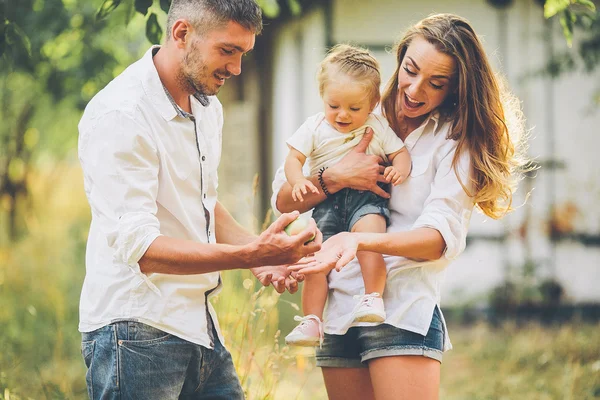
[283,44,411,347]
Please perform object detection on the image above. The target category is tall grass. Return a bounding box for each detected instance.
[1,165,599,399]
[0,164,323,399]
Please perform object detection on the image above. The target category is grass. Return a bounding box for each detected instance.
[441,322,600,400]
[1,165,599,399]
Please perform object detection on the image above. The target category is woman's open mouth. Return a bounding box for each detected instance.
[404,93,424,110]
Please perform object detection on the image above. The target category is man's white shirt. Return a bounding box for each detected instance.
[78,46,224,348]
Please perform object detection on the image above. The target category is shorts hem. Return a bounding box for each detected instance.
[349,206,390,230]
[315,356,366,369]
[361,346,443,363]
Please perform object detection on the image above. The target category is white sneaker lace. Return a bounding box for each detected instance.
[352,292,382,309]
[292,314,324,347]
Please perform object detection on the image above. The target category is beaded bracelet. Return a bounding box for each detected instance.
[317,166,331,197]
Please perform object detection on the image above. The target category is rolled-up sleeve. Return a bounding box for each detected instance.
[79,110,161,271]
[270,165,287,217]
[412,146,475,260]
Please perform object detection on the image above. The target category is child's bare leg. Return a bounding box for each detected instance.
[285,273,328,346]
[301,273,329,319]
[352,214,387,295]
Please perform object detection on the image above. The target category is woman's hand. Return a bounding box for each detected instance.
[288,232,359,275]
[325,127,390,198]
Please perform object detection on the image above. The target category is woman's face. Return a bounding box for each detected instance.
[397,35,457,120]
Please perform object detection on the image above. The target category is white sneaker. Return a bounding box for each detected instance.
[352,293,386,323]
[285,314,324,347]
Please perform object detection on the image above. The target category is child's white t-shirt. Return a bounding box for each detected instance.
[286,112,405,177]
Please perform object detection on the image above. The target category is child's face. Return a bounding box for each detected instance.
[322,76,375,134]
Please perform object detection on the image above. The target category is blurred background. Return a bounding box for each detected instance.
[1,0,599,399]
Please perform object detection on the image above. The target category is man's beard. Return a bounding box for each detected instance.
[179,46,229,96]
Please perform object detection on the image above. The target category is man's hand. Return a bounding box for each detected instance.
[326,127,390,198]
[251,211,323,267]
[288,232,358,275]
[250,265,305,294]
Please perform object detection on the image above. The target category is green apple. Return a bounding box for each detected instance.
[284,217,315,243]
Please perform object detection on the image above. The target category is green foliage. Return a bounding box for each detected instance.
[544,0,596,47]
[541,0,600,106]
[146,12,162,44]
[134,0,153,16]
[0,0,148,240]
[96,0,123,21]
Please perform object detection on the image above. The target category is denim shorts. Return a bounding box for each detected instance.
[316,306,445,368]
[80,320,243,399]
[312,183,390,241]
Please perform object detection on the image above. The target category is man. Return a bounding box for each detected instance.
[77,1,322,398]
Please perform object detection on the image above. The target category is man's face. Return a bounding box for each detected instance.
[180,21,255,96]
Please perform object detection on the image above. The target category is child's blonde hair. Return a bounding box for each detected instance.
[317,44,381,107]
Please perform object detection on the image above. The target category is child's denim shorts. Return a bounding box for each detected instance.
[312,183,390,241]
[315,306,445,367]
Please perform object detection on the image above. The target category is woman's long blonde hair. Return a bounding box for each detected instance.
[382,14,529,219]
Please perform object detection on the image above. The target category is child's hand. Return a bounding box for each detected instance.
[292,179,319,202]
[384,165,407,186]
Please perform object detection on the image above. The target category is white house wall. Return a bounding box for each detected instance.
[271,8,327,175]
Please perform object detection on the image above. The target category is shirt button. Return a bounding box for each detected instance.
[202,156,206,161]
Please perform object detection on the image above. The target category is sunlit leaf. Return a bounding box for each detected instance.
[257,0,280,18]
[123,0,135,26]
[135,0,153,16]
[160,0,172,13]
[8,158,25,183]
[575,0,596,12]
[96,0,123,22]
[0,23,6,58]
[544,0,570,18]
[287,0,301,16]
[146,12,163,44]
[559,9,575,47]
[4,22,31,57]
[24,128,39,150]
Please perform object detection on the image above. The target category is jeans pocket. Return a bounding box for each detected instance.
[81,340,96,399]
[81,340,96,368]
[118,321,172,346]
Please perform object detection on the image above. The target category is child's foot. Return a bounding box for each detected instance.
[352,292,386,323]
[284,314,324,347]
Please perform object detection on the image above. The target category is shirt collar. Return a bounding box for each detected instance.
[141,46,211,121]
[429,110,442,135]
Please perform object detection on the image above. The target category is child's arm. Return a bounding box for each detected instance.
[284,146,320,202]
[384,147,412,185]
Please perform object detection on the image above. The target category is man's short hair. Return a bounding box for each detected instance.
[166,0,263,39]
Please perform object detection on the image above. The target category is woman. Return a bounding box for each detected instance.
[272,13,528,400]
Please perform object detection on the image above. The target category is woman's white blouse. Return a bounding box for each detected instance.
[271,112,475,351]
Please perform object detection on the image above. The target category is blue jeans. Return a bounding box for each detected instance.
[312,183,390,241]
[81,320,244,399]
